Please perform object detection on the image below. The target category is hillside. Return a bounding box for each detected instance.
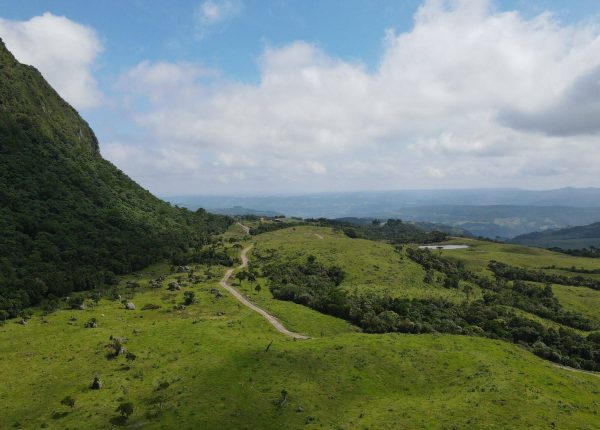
[0,39,230,317]
[1,223,599,429]
[510,221,600,249]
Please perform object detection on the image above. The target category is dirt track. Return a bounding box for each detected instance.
[219,246,310,340]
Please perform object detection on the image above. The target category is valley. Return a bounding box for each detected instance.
[2,221,600,429]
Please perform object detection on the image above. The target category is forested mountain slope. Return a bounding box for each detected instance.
[0,39,230,316]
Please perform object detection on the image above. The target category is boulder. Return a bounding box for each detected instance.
[85,319,97,328]
[91,377,102,390]
[125,302,136,310]
[168,282,181,291]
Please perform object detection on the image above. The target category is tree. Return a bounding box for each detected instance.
[116,402,134,419]
[235,271,247,286]
[463,284,473,301]
[61,396,75,409]
[90,291,101,305]
[18,309,33,320]
[183,291,196,305]
[247,272,257,288]
[254,283,262,294]
[423,270,434,284]
[443,275,460,289]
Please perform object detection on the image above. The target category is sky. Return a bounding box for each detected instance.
[1,0,600,196]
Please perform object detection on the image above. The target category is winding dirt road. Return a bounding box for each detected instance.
[237,222,250,235]
[219,246,310,340]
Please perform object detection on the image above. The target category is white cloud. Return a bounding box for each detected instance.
[0,12,103,110]
[194,0,242,39]
[111,0,600,193]
[198,0,241,24]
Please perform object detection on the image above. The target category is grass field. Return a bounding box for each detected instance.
[442,237,600,273]
[252,226,476,302]
[2,224,600,429]
[435,237,600,325]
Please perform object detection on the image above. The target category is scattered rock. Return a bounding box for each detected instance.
[168,282,181,291]
[125,302,136,310]
[216,311,225,316]
[91,376,102,390]
[149,279,163,288]
[296,406,304,413]
[141,303,161,310]
[18,318,27,325]
[173,304,186,311]
[69,316,78,321]
[85,319,97,328]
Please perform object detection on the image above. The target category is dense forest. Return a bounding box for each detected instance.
[0,39,231,317]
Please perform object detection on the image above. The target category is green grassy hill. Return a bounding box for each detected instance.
[510,222,600,249]
[0,39,230,317]
[1,225,599,429]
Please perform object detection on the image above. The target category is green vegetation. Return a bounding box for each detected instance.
[0,39,231,317]
[488,260,600,290]
[313,218,449,244]
[511,221,600,249]
[260,250,600,370]
[550,246,600,258]
[1,250,600,429]
[253,226,469,302]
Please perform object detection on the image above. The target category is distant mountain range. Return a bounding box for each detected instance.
[168,189,600,238]
[510,222,600,249]
[208,206,282,217]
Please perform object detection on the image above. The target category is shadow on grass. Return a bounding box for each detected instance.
[51,411,69,419]
[109,415,128,426]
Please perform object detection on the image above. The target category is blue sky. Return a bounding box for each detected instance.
[1,1,600,195]
[3,1,600,84]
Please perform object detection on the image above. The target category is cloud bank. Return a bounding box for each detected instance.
[0,12,103,110]
[4,1,600,194]
[105,0,600,194]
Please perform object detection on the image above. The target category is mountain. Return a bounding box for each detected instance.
[168,188,600,215]
[208,206,282,217]
[391,205,600,238]
[169,191,600,238]
[510,222,600,249]
[0,39,230,316]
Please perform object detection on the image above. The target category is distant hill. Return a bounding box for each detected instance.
[0,39,230,316]
[169,188,600,214]
[209,206,282,217]
[510,222,600,249]
[335,217,471,237]
[168,192,600,238]
[391,205,600,239]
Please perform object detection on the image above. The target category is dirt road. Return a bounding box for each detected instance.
[219,246,310,340]
[237,222,250,235]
